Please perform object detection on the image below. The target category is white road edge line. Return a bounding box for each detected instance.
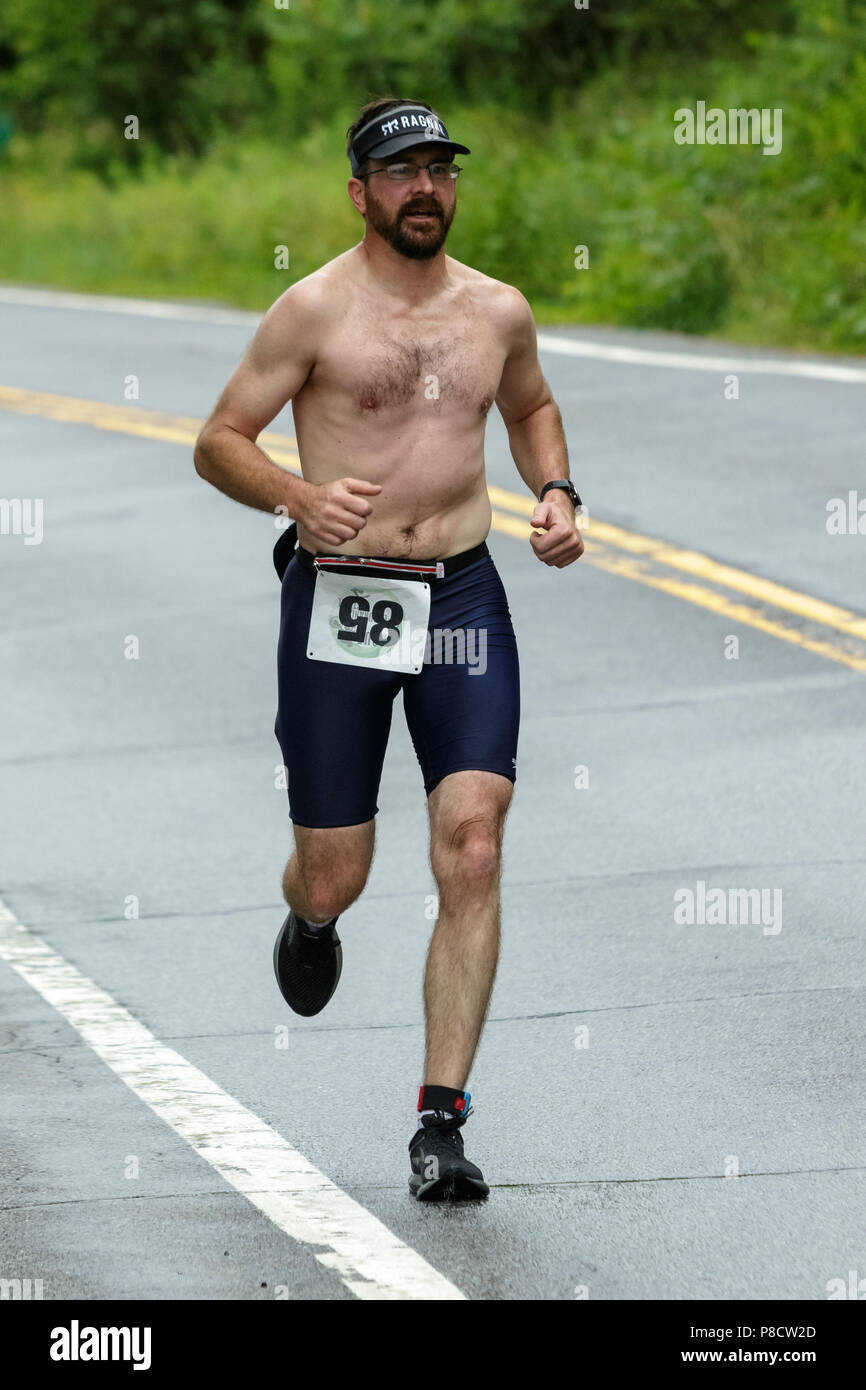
[536,333,866,384]
[0,285,261,327]
[2,284,864,384]
[0,896,465,1301]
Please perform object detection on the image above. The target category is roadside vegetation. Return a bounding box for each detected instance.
[0,0,862,351]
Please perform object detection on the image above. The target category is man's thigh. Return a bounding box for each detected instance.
[291,819,376,885]
[403,555,520,800]
[275,557,401,828]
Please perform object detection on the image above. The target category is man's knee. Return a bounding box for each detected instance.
[432,817,503,891]
[304,874,366,921]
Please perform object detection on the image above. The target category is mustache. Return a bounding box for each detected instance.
[401,203,443,217]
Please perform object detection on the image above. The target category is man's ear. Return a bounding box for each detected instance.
[348,178,367,216]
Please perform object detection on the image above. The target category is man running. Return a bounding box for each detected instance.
[194,97,584,1202]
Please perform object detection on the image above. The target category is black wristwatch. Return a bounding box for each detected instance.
[539,479,582,510]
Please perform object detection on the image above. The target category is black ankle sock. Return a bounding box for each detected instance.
[416,1084,470,1123]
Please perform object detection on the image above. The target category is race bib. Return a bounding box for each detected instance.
[306,570,432,675]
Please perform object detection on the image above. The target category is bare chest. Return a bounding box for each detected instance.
[313,314,505,418]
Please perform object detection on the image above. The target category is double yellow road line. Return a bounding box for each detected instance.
[3,384,864,672]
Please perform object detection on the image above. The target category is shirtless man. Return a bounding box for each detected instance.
[194,98,584,1202]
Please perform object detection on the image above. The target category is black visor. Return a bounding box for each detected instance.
[349,104,470,174]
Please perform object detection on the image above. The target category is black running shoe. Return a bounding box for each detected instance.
[273,910,342,1017]
[408,1107,489,1201]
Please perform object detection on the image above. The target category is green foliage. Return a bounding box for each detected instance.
[0,0,799,160]
[0,0,863,349]
[0,0,269,168]
[263,0,797,132]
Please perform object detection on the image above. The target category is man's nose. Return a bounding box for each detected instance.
[408,166,435,192]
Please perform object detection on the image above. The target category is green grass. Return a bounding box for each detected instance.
[1,23,863,353]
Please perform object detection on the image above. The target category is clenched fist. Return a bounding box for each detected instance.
[529,494,584,568]
[299,477,382,549]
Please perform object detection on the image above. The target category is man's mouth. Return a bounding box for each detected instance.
[403,209,440,223]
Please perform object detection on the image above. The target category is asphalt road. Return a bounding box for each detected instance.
[1,286,864,1301]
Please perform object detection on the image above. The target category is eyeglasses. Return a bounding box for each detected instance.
[363,161,462,182]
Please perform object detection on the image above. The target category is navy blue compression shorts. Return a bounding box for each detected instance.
[273,527,520,828]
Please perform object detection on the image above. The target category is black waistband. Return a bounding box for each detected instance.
[295,537,489,580]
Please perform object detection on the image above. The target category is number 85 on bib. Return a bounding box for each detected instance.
[306,571,432,675]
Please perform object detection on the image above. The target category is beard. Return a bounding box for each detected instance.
[364,186,455,260]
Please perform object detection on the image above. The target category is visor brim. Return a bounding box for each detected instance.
[363,132,470,163]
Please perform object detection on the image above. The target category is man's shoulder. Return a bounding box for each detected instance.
[446,258,532,330]
[261,252,355,328]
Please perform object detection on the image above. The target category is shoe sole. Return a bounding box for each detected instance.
[273,913,342,1017]
[408,1171,489,1202]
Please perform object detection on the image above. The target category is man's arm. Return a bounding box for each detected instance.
[193,283,380,546]
[495,288,584,568]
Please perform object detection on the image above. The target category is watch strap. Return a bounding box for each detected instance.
[539,479,582,508]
